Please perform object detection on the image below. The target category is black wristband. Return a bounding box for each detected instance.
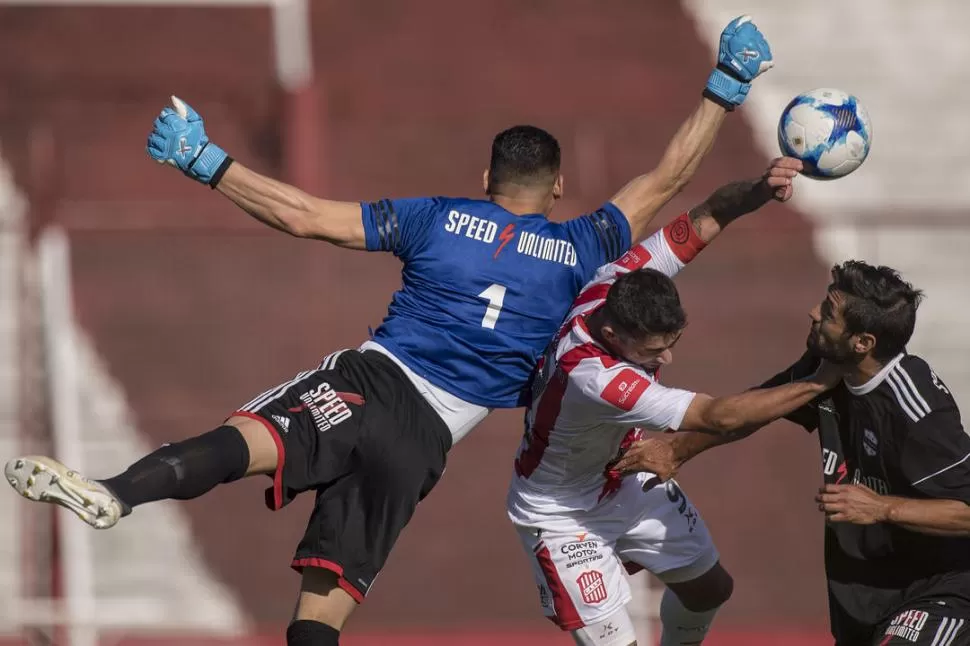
[702,88,736,112]
[208,156,234,188]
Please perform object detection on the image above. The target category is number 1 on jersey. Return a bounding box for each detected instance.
[478,283,507,329]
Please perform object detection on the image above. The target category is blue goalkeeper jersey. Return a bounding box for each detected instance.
[361,197,631,408]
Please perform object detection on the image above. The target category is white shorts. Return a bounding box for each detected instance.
[513,478,719,631]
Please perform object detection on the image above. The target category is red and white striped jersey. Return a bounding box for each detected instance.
[508,214,706,521]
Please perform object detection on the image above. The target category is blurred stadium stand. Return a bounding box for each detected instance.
[687,0,970,415]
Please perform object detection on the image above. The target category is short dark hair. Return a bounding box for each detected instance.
[487,125,561,193]
[831,260,924,360]
[604,268,687,339]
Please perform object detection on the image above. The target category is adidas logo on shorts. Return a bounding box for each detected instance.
[272,415,291,433]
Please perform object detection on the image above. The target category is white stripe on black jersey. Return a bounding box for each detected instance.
[912,451,970,486]
[894,364,932,414]
[887,364,931,422]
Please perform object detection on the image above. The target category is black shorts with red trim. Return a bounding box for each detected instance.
[231,349,451,603]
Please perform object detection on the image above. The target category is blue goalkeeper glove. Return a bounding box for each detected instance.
[146,96,232,187]
[704,15,774,110]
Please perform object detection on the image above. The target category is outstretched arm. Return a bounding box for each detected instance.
[613,357,839,477]
[685,157,801,245]
[215,163,365,248]
[574,157,802,305]
[612,377,832,475]
[611,98,726,241]
[611,15,774,241]
[675,359,837,437]
[146,96,366,249]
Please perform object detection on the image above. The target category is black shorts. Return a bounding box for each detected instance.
[835,602,970,646]
[231,349,452,603]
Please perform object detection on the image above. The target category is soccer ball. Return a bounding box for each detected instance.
[777,88,872,180]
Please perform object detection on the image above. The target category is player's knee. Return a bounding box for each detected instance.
[226,415,281,475]
[702,565,733,609]
[667,562,733,612]
[293,567,357,630]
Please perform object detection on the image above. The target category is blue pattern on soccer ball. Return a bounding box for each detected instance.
[777,89,872,180]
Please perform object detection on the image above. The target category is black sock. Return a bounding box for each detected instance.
[286,620,339,646]
[99,425,250,512]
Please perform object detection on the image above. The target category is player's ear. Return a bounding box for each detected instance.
[553,174,564,200]
[601,324,619,346]
[853,332,876,355]
[482,169,491,194]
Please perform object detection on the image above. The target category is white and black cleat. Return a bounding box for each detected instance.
[4,456,124,529]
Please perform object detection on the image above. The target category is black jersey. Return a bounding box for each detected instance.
[761,352,970,639]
